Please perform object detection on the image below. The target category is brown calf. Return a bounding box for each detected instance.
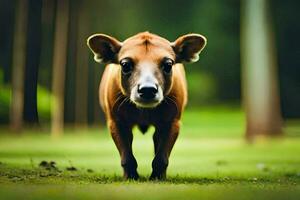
[87,32,206,180]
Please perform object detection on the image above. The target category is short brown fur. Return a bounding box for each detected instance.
[87,32,206,180]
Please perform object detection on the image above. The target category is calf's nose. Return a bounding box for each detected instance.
[137,83,158,100]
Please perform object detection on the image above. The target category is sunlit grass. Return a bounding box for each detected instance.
[0,109,300,199]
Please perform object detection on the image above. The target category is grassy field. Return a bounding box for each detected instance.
[1,108,300,199]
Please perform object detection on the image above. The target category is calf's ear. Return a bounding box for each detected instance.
[172,34,207,63]
[87,34,122,63]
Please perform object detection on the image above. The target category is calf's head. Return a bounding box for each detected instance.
[87,32,206,108]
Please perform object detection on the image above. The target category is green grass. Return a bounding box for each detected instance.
[1,109,300,199]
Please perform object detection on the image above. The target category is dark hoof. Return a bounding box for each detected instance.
[149,171,166,180]
[124,171,139,180]
[121,156,139,180]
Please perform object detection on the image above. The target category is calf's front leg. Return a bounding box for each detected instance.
[108,120,139,180]
[150,120,180,180]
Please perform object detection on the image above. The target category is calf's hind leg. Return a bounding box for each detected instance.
[108,120,139,180]
[150,120,180,180]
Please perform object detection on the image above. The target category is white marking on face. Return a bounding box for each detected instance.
[130,62,163,108]
[139,64,157,86]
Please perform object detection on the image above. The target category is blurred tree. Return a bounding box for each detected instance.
[64,1,79,125]
[10,0,28,132]
[37,0,55,123]
[23,0,42,126]
[273,0,300,118]
[0,0,14,84]
[51,0,69,136]
[241,0,282,140]
[87,1,109,126]
[74,0,89,128]
[91,61,106,126]
[39,0,55,90]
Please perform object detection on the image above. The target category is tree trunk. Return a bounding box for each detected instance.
[91,61,105,127]
[63,1,78,125]
[0,0,14,84]
[23,0,42,126]
[10,0,28,132]
[93,61,106,127]
[74,0,89,128]
[241,0,282,141]
[51,0,69,137]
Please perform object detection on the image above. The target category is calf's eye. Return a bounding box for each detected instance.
[120,58,134,74]
[162,58,174,74]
